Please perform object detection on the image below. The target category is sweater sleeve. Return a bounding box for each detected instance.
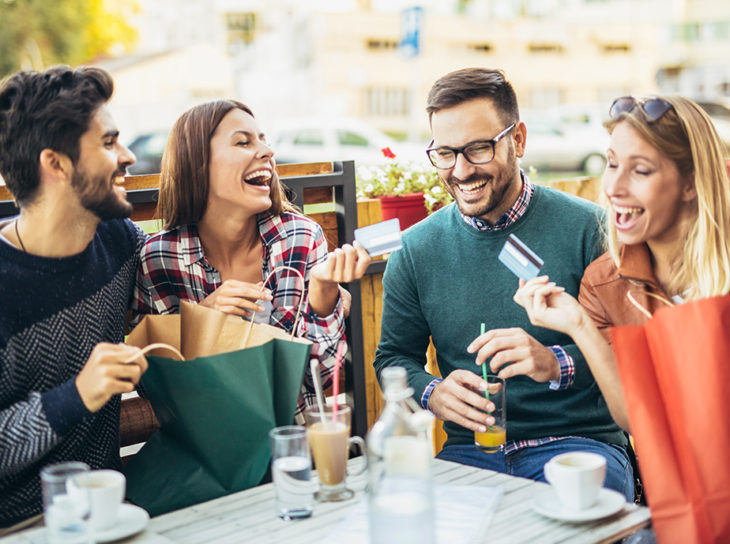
[0,377,89,478]
[373,242,436,402]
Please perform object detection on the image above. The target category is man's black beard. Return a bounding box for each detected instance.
[446,172,511,219]
[72,169,133,220]
[444,150,519,220]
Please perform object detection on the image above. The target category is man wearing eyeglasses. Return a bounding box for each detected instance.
[374,68,633,500]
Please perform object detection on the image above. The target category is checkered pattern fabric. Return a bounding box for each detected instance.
[131,212,346,416]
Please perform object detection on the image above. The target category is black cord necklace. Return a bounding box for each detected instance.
[14,219,26,252]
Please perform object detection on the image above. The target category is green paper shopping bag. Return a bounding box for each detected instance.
[124,298,311,516]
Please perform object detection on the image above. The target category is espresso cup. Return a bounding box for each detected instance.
[544,451,606,510]
[304,404,366,502]
[68,469,126,530]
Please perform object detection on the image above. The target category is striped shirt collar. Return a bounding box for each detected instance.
[461,171,535,231]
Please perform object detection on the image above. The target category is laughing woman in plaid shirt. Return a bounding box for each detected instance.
[130,100,370,416]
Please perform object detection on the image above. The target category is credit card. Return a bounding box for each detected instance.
[498,233,544,281]
[354,218,403,257]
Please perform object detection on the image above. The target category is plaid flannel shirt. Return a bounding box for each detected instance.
[130,211,345,416]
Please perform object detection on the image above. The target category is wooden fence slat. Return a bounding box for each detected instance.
[356,199,385,429]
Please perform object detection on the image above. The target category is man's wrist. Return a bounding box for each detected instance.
[421,378,442,410]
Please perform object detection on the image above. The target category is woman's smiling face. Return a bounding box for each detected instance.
[603,121,696,248]
[207,108,275,216]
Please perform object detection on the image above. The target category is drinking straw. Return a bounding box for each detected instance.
[310,358,327,423]
[480,323,489,401]
[332,341,346,423]
[480,322,493,433]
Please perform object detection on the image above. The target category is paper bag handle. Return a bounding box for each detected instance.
[242,265,306,346]
[626,289,674,320]
[124,342,185,363]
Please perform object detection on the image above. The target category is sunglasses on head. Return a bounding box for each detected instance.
[609,96,673,122]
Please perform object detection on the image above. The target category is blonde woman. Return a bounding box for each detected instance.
[513,95,730,432]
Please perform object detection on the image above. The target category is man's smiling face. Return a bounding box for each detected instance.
[429,97,526,225]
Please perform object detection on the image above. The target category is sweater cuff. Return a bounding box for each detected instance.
[41,378,92,436]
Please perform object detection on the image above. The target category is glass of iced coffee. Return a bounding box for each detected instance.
[305,404,366,501]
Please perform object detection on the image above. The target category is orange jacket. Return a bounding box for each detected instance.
[578,244,673,344]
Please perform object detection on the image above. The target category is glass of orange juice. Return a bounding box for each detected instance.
[474,375,506,453]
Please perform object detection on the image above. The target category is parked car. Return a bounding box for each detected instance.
[268,118,428,167]
[520,114,609,175]
[126,130,169,175]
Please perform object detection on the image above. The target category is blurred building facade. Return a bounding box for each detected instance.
[657,0,730,102]
[102,0,729,142]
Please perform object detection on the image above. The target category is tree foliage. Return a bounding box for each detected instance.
[0,0,139,78]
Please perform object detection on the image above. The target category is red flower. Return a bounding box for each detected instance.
[381,147,396,159]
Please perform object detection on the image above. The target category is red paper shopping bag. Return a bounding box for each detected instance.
[610,294,730,544]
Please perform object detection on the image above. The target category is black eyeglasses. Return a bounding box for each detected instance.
[609,96,673,122]
[425,123,515,169]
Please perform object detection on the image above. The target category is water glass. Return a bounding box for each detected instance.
[269,425,314,520]
[41,461,92,544]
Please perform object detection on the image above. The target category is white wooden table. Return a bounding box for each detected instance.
[3,458,650,544]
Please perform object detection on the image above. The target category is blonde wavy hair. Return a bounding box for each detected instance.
[604,95,730,300]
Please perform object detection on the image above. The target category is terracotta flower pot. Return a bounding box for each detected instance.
[376,193,428,230]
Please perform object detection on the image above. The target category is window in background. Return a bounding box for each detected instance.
[529,88,564,109]
[365,87,410,117]
[527,43,565,54]
[600,43,631,54]
[367,39,398,50]
[227,12,257,51]
[468,43,493,53]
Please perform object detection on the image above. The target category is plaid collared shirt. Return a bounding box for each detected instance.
[131,211,345,417]
[424,172,575,454]
[460,171,535,232]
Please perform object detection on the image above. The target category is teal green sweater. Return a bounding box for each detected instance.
[374,185,625,448]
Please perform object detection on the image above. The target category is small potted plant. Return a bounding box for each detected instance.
[356,147,452,229]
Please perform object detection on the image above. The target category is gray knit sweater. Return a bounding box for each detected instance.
[0,218,146,527]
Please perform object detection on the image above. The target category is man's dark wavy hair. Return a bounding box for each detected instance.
[426,67,519,127]
[0,65,114,205]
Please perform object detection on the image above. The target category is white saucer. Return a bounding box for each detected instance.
[92,503,149,543]
[532,488,626,522]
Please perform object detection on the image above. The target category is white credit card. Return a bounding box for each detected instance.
[354,218,403,257]
[497,233,544,281]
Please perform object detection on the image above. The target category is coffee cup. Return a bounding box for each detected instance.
[68,469,126,530]
[544,451,606,510]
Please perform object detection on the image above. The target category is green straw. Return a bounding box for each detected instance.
[480,322,493,433]
[480,322,489,401]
